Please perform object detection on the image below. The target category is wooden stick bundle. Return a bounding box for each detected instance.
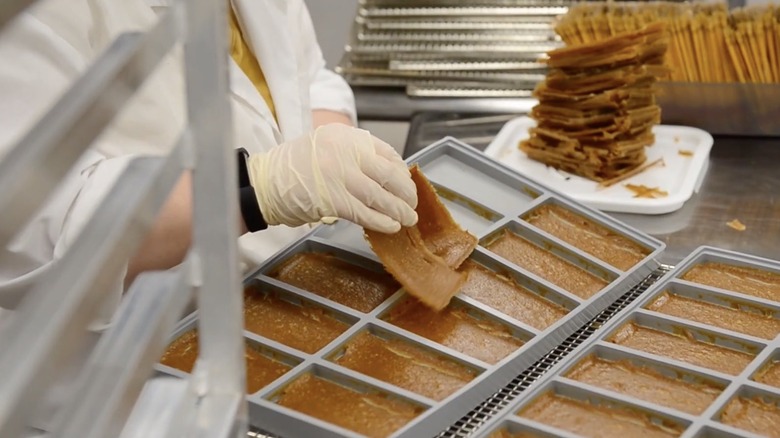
[556,2,780,83]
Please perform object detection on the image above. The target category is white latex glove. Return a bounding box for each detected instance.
[247,124,418,233]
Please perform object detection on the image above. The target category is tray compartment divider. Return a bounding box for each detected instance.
[510,379,694,430]
[633,308,774,346]
[467,246,581,311]
[561,342,734,389]
[553,375,700,423]
[671,279,780,310]
[369,318,494,370]
[311,359,439,407]
[659,280,780,315]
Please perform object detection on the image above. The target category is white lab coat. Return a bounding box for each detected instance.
[0,0,355,322]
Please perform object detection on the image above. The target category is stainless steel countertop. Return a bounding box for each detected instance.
[403,112,780,265]
[613,136,780,264]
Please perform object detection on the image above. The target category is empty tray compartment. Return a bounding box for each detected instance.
[262,239,400,313]
[429,181,503,237]
[520,198,653,271]
[515,381,690,438]
[458,248,576,331]
[606,313,764,376]
[482,221,618,299]
[562,344,727,415]
[243,280,357,354]
[380,295,531,365]
[267,364,429,438]
[158,329,301,395]
[314,221,375,258]
[416,147,544,218]
[325,324,483,401]
[644,281,780,340]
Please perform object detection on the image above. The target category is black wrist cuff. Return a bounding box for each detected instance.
[239,185,268,232]
[236,148,251,188]
[236,148,268,232]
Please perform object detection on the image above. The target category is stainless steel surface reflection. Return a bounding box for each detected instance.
[612,137,780,264]
[405,113,780,264]
[403,112,518,154]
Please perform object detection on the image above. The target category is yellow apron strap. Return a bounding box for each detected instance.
[228,6,278,122]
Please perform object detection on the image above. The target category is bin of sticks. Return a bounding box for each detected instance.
[555,2,780,136]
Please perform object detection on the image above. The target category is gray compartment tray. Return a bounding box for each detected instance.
[157,137,667,438]
[479,246,780,438]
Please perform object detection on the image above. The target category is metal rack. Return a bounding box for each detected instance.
[337,0,566,97]
[0,1,246,437]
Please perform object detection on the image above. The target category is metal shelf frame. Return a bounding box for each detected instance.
[0,1,246,437]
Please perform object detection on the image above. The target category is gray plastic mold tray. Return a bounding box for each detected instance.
[155,138,666,438]
[478,246,780,438]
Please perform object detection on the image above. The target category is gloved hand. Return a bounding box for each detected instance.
[247,124,418,233]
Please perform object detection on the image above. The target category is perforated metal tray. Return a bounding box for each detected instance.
[156,138,666,437]
[479,246,780,437]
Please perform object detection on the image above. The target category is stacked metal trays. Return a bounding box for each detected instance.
[480,246,780,437]
[156,137,665,437]
[337,0,566,97]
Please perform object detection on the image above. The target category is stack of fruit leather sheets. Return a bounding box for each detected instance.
[521,23,670,182]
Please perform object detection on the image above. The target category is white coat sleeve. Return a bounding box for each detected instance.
[293,0,357,125]
[0,7,132,328]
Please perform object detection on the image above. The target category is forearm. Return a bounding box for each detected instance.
[125,172,249,287]
[312,109,354,128]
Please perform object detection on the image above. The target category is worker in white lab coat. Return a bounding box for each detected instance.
[0,0,417,329]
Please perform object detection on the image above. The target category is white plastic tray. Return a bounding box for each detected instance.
[483,116,714,215]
